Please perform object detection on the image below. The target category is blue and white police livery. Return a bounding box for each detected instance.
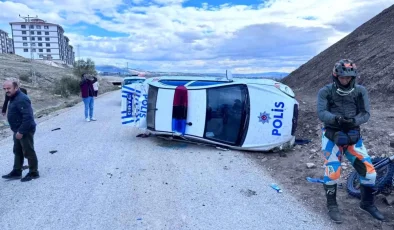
[121,76,299,151]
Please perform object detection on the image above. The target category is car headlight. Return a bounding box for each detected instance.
[274,83,295,98]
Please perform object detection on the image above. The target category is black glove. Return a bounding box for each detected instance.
[335,115,355,126]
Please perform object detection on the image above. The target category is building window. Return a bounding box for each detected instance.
[32,49,36,52]
[38,43,42,47]
[21,25,26,28]
[31,43,36,46]
[45,38,50,41]
[22,31,27,35]
[23,49,28,52]
[30,25,34,29]
[38,37,42,41]
[39,49,43,52]
[46,49,51,52]
[23,43,28,46]
[37,31,42,35]
[45,43,51,47]
[30,31,35,35]
[45,32,49,35]
[44,26,49,29]
[22,37,27,40]
[36,25,41,29]
[31,37,35,41]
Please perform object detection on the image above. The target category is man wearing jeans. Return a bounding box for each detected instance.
[2,78,39,182]
[80,73,97,122]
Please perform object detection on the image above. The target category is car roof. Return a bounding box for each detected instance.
[123,76,146,80]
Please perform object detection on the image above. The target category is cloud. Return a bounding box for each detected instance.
[0,0,393,73]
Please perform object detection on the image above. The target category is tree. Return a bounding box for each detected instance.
[73,58,97,77]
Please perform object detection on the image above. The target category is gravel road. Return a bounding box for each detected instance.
[0,91,336,230]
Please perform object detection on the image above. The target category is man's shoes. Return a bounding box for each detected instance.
[85,118,91,122]
[2,169,22,179]
[20,171,40,182]
[90,117,97,121]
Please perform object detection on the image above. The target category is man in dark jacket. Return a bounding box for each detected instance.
[80,73,97,122]
[317,59,384,223]
[1,78,38,182]
[2,87,27,115]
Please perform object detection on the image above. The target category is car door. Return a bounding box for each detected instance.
[184,89,206,137]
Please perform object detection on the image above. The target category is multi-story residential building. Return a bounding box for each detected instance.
[7,38,14,54]
[0,29,9,53]
[9,18,74,64]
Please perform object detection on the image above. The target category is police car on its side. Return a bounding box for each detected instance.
[121,74,298,151]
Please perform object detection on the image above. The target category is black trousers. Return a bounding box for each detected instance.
[13,130,38,172]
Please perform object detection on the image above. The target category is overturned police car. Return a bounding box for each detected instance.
[121,75,298,151]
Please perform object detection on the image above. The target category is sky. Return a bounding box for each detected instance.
[0,0,393,74]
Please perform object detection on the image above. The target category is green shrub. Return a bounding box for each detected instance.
[53,76,80,97]
[19,73,31,83]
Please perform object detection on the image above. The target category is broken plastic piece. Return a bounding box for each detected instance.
[270,183,282,193]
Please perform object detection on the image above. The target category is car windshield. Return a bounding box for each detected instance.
[123,79,144,85]
[205,85,247,145]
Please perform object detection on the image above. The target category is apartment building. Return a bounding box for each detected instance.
[7,38,14,54]
[9,18,75,64]
[0,29,10,53]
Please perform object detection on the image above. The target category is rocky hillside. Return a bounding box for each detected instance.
[0,53,117,127]
[282,4,394,101]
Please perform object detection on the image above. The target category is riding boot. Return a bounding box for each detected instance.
[360,185,385,221]
[324,184,342,224]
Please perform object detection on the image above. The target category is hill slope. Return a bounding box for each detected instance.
[0,54,116,127]
[282,4,394,100]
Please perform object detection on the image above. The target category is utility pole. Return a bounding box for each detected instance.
[19,14,38,86]
[127,62,129,74]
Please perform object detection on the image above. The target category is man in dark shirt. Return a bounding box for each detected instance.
[1,78,39,182]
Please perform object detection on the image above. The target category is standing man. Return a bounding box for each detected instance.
[2,78,39,182]
[317,59,384,223]
[80,73,97,122]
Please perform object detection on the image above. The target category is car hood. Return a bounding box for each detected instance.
[242,84,298,150]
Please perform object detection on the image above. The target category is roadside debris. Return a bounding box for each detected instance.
[306,163,316,169]
[295,139,311,145]
[270,183,282,193]
[51,128,61,131]
[49,150,57,154]
[306,177,324,184]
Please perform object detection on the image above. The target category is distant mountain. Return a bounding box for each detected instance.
[96,65,138,73]
[96,65,288,79]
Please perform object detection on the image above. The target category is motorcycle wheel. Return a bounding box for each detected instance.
[346,158,394,199]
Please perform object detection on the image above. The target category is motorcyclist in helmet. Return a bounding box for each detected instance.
[317,59,385,223]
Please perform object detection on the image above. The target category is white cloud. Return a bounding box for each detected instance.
[0,0,393,73]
